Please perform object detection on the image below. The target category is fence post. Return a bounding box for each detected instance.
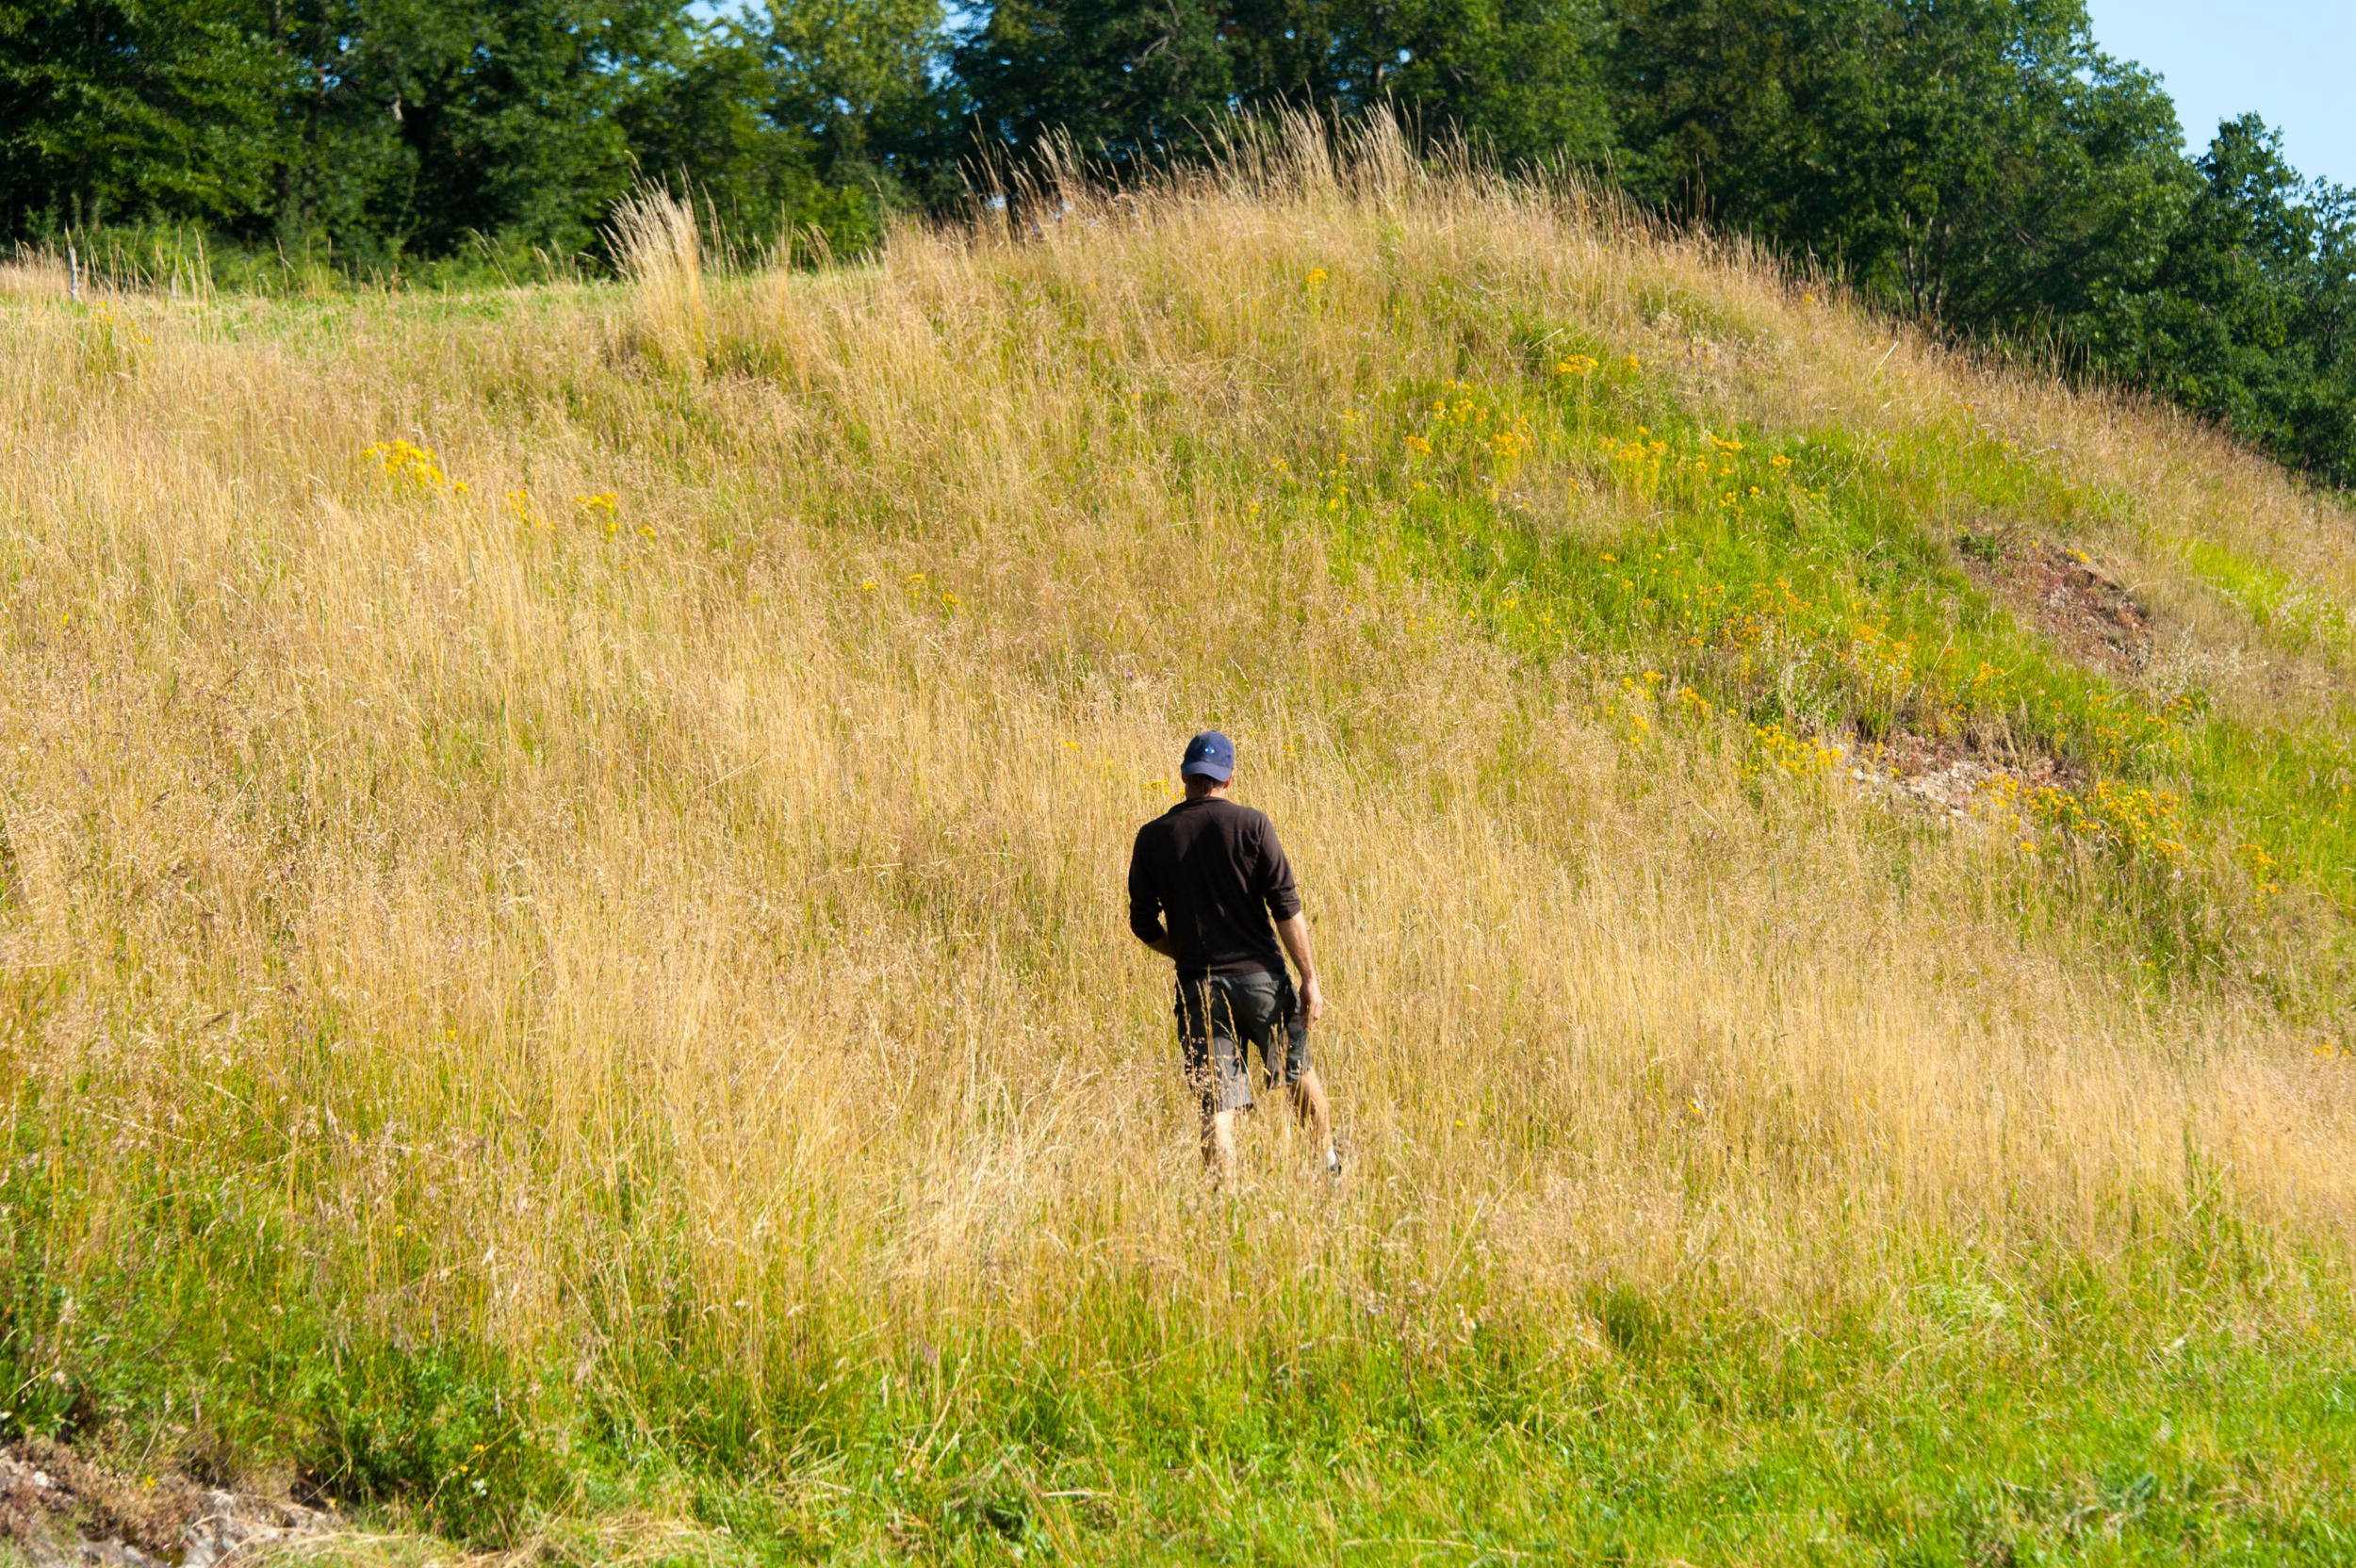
[68,240,80,302]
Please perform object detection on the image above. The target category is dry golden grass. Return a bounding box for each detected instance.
[606,185,708,374]
[3,122,2350,1411]
[0,258,71,302]
[1686,223,2356,725]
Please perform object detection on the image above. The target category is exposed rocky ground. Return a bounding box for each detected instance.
[1852,728,2078,822]
[0,1443,332,1567]
[1834,534,2147,823]
[1967,535,2153,678]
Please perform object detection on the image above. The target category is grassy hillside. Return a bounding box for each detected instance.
[3,122,2354,1563]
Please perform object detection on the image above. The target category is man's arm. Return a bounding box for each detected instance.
[1128,830,1182,959]
[1255,814,1322,1021]
[1276,912,1323,1022]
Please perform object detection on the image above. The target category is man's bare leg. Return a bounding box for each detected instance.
[1203,1107,1242,1188]
[1287,1069,1336,1172]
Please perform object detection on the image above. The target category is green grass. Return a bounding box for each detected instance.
[1264,352,2353,1005]
[8,1129,2352,1563]
[9,171,2356,1564]
[2177,536,2356,665]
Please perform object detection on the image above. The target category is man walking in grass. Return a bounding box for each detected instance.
[1128,730,1337,1186]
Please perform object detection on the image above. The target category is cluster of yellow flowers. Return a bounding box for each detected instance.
[576,492,619,534]
[1380,384,1536,498]
[1545,351,1639,379]
[2076,781,2187,859]
[1836,618,1920,700]
[1597,673,1664,737]
[1730,577,1812,631]
[1430,389,1491,425]
[1578,425,1825,514]
[1979,775,2190,864]
[1749,722,1844,778]
[1600,434,1669,465]
[361,439,468,497]
[1595,670,1731,741]
[1595,432,1669,501]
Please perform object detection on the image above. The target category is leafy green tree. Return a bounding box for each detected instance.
[2092,116,2356,484]
[0,0,292,237]
[620,20,810,209]
[259,0,408,257]
[620,13,897,259]
[319,0,679,260]
[0,0,919,270]
[764,0,951,183]
[953,0,1235,171]
[1602,0,2188,343]
[955,0,1609,174]
[1331,0,1611,166]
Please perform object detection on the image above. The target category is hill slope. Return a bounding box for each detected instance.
[3,124,2353,1562]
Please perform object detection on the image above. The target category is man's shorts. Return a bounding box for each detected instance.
[1174,970,1312,1116]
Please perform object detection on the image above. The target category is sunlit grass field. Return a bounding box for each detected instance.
[4,122,2354,1562]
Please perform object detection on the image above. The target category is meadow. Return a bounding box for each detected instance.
[2,122,2354,1563]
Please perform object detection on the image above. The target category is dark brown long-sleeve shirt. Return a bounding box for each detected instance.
[1128,796,1301,978]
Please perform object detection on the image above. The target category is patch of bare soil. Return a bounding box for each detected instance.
[0,1442,331,1566]
[1961,535,2152,678]
[1848,730,2078,821]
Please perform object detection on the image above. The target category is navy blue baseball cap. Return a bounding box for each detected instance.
[1180,729,1235,782]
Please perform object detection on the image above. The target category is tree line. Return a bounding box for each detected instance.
[5,0,2354,484]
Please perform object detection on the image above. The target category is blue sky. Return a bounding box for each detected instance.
[2084,0,2355,187]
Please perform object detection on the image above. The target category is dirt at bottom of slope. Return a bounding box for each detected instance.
[1849,730,2079,821]
[0,1441,332,1567]
[1962,534,2153,678]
